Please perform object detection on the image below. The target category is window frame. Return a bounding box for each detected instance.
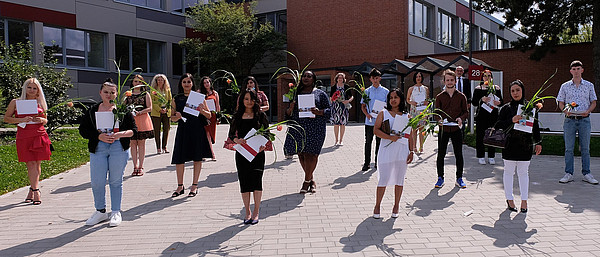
[0,19,32,47]
[115,0,164,10]
[43,26,107,69]
[408,0,433,40]
[115,35,165,74]
[438,11,457,47]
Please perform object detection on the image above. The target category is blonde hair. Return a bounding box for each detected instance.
[20,78,48,111]
[150,74,171,93]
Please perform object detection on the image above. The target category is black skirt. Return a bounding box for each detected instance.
[235,151,265,193]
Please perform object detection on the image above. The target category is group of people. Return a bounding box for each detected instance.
[4,60,597,226]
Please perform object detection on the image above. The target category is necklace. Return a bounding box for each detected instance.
[243,113,253,118]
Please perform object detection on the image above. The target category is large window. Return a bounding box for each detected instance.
[115,35,164,73]
[408,0,432,39]
[438,11,457,47]
[497,37,509,49]
[460,20,470,51]
[116,0,163,9]
[480,29,493,50]
[171,0,219,13]
[1,19,31,47]
[256,11,287,35]
[43,26,106,68]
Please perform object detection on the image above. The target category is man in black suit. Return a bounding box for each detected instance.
[455,66,471,141]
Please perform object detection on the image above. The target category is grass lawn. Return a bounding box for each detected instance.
[0,129,89,195]
[464,131,600,157]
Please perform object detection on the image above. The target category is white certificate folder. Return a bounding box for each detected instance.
[233,128,269,162]
[298,94,316,118]
[183,91,206,117]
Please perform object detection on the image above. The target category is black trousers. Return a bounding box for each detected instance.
[436,130,464,179]
[475,118,496,158]
[364,125,381,165]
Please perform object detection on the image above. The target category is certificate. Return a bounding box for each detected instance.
[298,94,316,118]
[206,99,216,112]
[514,104,535,133]
[391,114,411,145]
[482,94,500,113]
[233,128,269,162]
[370,100,386,118]
[183,91,206,117]
[442,119,459,127]
[95,112,116,134]
[16,100,38,115]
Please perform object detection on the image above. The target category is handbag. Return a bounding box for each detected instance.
[483,127,509,149]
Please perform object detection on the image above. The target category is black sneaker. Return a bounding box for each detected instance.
[361,163,370,171]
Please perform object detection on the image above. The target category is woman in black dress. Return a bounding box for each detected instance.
[170,73,214,197]
[228,90,269,224]
[283,70,331,193]
[472,70,503,165]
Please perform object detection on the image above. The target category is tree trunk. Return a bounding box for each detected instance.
[594,1,600,111]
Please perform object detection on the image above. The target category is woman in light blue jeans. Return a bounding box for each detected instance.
[79,79,136,227]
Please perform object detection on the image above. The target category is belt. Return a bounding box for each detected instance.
[567,116,587,120]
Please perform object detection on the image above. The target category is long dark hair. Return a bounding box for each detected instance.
[129,74,147,92]
[198,76,214,95]
[386,88,406,113]
[242,76,262,93]
[177,73,195,94]
[234,90,261,120]
[297,70,316,94]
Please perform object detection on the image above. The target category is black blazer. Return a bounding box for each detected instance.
[79,103,137,153]
[457,77,471,103]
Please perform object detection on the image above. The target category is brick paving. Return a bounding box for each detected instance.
[1,124,599,257]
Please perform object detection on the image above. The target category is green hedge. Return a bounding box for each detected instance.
[0,129,89,195]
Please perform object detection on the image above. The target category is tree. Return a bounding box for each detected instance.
[181,0,285,77]
[559,23,592,44]
[473,0,600,88]
[0,42,83,133]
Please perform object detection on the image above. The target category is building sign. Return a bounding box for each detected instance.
[468,65,484,81]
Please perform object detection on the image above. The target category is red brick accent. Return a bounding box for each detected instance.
[0,2,76,28]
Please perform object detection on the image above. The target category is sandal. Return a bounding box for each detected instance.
[31,188,41,205]
[171,184,184,197]
[131,168,139,176]
[24,187,34,203]
[157,148,162,154]
[137,168,144,176]
[188,183,198,197]
[300,181,310,194]
[309,180,317,193]
[162,148,169,153]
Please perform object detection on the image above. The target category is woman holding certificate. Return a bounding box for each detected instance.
[372,88,414,219]
[228,90,269,224]
[150,74,172,154]
[199,76,220,147]
[472,70,503,165]
[495,80,541,213]
[330,73,353,146]
[170,73,213,197]
[406,72,429,153]
[125,75,154,176]
[79,80,136,226]
[3,78,52,205]
[283,70,331,194]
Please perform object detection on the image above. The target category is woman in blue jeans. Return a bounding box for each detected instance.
[79,79,137,227]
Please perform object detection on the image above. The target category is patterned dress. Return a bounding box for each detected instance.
[124,92,154,140]
[330,85,352,125]
[283,88,331,155]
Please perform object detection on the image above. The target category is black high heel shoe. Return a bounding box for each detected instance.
[171,184,184,197]
[24,187,34,203]
[520,208,528,213]
[188,183,198,197]
[309,180,317,193]
[300,181,310,194]
[506,200,517,212]
[31,188,41,205]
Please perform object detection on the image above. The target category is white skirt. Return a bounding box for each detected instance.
[376,138,410,186]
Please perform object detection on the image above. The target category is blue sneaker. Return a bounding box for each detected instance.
[434,177,444,188]
[456,178,467,188]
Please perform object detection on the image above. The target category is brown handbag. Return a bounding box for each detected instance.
[483,127,509,149]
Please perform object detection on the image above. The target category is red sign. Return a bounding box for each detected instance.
[468,65,484,81]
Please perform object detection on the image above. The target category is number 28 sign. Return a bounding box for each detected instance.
[468,65,484,81]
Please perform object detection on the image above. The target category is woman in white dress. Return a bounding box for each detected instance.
[372,88,415,219]
[406,72,429,153]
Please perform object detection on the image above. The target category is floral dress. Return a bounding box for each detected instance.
[124,92,154,140]
[330,85,352,125]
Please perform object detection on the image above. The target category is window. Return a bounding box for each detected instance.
[116,0,163,9]
[480,29,493,50]
[256,11,287,35]
[172,43,184,76]
[1,19,31,47]
[171,0,218,13]
[115,35,164,73]
[43,26,106,68]
[460,20,470,51]
[438,12,456,46]
[497,37,509,49]
[408,0,432,39]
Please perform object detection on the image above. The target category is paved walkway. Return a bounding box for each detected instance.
[1,124,599,257]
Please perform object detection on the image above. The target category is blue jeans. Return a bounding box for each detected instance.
[563,117,591,175]
[90,141,129,212]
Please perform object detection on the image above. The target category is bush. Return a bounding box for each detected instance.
[0,42,83,133]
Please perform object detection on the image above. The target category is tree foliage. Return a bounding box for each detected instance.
[559,23,592,44]
[0,42,83,133]
[181,0,285,77]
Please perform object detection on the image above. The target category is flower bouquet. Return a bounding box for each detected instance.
[347,71,370,107]
[514,70,557,133]
[331,90,352,109]
[148,87,171,109]
[385,101,445,147]
[271,51,313,103]
[562,102,579,115]
[211,70,240,96]
[481,78,500,113]
[112,60,143,131]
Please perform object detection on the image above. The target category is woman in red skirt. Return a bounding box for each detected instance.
[3,78,52,205]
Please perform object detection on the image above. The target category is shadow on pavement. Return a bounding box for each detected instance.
[472,210,542,255]
[340,217,401,256]
[329,168,376,190]
[0,202,30,213]
[197,172,238,189]
[406,187,460,217]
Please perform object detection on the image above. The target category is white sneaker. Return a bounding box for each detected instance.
[559,173,574,183]
[488,158,495,165]
[109,211,122,227]
[478,158,486,165]
[85,211,109,226]
[583,174,599,184]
